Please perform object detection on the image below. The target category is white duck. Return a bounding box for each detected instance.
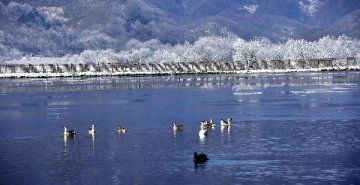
[221,118,232,128]
[118,127,126,133]
[64,126,76,136]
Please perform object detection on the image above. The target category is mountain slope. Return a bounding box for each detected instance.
[0,0,359,59]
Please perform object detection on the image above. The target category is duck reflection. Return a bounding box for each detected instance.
[89,132,95,151]
[64,134,75,153]
[221,126,231,136]
[194,162,207,172]
[199,134,206,145]
[64,135,68,147]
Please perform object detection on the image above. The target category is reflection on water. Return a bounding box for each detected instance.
[0,71,360,184]
[0,71,359,94]
[63,135,75,153]
[199,133,206,144]
[89,133,95,152]
[221,126,231,136]
[63,135,67,148]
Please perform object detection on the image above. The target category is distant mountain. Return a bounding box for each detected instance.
[310,0,360,26]
[0,0,359,59]
[322,9,360,39]
[257,0,305,21]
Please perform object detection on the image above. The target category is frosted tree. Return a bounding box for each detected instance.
[150,49,180,63]
[193,36,234,63]
[172,41,197,63]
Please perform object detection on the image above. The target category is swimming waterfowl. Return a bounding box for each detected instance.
[173,123,184,131]
[193,152,209,163]
[200,119,215,129]
[208,118,215,128]
[63,126,76,136]
[221,118,232,128]
[200,121,208,130]
[88,124,96,134]
[118,127,126,133]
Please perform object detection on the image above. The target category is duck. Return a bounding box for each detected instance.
[221,118,232,128]
[193,152,209,163]
[173,123,184,131]
[63,126,76,136]
[200,118,215,129]
[88,124,96,134]
[200,121,208,130]
[118,127,126,133]
[208,118,215,128]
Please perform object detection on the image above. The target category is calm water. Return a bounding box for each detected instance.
[1,72,360,185]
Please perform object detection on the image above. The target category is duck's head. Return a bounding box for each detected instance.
[118,127,125,132]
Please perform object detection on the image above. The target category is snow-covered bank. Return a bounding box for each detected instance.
[0,58,359,78]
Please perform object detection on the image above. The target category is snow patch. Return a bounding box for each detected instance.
[299,0,323,17]
[38,6,68,23]
[241,4,259,14]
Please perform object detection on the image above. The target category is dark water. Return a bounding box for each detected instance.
[1,72,360,185]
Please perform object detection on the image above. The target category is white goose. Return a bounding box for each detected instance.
[63,126,76,136]
[221,118,232,128]
[88,124,96,134]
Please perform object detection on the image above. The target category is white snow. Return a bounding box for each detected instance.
[38,6,69,23]
[238,4,259,14]
[2,35,360,66]
[1,34,359,78]
[241,4,259,14]
[0,63,358,79]
[299,0,323,17]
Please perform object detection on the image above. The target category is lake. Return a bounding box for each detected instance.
[0,71,360,184]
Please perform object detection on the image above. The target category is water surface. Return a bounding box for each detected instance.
[1,72,360,184]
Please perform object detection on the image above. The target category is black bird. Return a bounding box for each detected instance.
[193,152,209,163]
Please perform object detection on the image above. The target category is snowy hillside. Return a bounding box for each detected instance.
[0,0,359,62]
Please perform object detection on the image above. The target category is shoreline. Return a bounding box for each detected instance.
[1,67,359,79]
[0,60,359,79]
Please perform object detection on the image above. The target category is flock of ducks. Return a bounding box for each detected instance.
[63,124,126,136]
[63,117,232,164]
[175,117,232,163]
[197,118,232,137]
